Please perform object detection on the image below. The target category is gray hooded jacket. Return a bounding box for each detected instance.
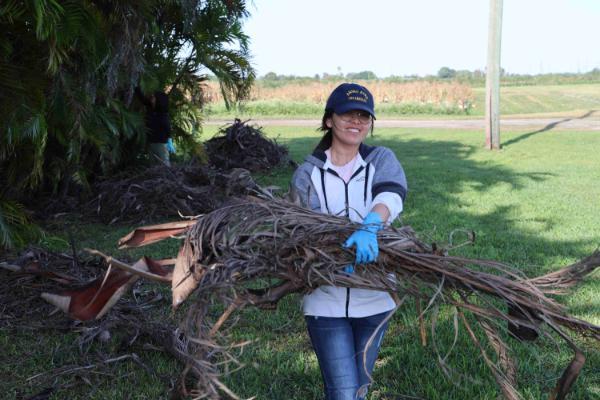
[291,143,407,318]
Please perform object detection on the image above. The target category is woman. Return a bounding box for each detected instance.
[291,83,408,399]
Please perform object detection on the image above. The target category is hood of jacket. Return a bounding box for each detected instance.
[303,143,378,169]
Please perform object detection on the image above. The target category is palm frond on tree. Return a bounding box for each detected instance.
[0,195,42,250]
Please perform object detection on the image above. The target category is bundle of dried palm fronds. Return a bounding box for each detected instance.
[108,194,599,399]
[204,119,296,172]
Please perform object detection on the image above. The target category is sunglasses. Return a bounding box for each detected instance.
[337,110,372,125]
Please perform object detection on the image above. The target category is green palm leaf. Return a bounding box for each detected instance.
[0,196,41,250]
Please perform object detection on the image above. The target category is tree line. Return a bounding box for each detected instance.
[256,67,600,87]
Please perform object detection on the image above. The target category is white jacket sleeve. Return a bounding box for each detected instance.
[370,147,407,223]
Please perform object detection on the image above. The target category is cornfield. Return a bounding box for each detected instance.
[202,80,474,112]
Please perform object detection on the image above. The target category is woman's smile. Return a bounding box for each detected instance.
[328,116,370,147]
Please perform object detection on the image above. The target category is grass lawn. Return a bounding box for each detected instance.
[3,125,599,399]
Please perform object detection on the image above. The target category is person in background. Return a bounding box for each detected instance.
[135,87,174,166]
[291,83,408,400]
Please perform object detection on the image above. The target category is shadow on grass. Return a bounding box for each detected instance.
[503,109,599,147]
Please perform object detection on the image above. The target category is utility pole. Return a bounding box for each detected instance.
[485,0,503,150]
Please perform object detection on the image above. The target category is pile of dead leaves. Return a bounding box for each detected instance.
[27,120,292,225]
[0,246,170,328]
[204,119,296,172]
[0,247,181,398]
[0,247,101,330]
[88,164,257,224]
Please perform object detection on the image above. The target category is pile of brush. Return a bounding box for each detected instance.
[0,246,190,397]
[0,247,105,329]
[204,119,296,172]
[30,121,290,224]
[88,163,257,224]
[102,194,599,400]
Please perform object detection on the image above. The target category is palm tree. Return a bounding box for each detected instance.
[0,0,255,249]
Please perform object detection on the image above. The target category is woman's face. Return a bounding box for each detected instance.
[326,110,372,148]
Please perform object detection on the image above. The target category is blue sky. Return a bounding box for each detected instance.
[242,0,600,77]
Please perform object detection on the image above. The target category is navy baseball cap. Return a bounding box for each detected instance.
[325,83,376,119]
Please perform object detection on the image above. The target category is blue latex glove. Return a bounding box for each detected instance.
[343,212,383,264]
[343,265,355,274]
[166,138,176,153]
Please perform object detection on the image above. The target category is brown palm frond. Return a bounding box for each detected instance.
[527,250,600,294]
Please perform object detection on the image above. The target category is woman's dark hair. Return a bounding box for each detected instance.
[314,109,375,152]
[314,109,335,152]
[153,91,169,113]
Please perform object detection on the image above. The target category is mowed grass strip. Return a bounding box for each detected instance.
[3,126,599,399]
[471,83,600,117]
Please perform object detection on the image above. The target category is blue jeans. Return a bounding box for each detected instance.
[305,311,392,400]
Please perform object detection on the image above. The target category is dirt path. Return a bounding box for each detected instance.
[205,116,600,130]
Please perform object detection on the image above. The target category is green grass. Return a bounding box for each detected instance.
[471,84,600,117]
[3,125,600,399]
[203,83,600,119]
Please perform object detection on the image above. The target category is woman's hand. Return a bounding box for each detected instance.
[343,212,383,264]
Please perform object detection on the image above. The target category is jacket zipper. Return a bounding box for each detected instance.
[345,287,350,318]
[322,165,366,318]
[343,179,351,318]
